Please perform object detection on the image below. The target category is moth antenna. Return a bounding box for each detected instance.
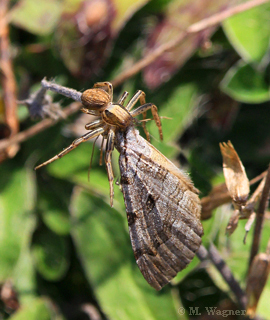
[99,136,105,166]
[88,136,99,182]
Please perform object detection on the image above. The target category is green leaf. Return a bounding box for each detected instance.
[223,2,270,63]
[10,0,62,35]
[0,164,36,281]
[221,61,270,103]
[150,82,198,159]
[38,178,72,235]
[9,298,53,320]
[46,142,125,211]
[31,228,69,281]
[71,189,179,320]
[13,245,37,305]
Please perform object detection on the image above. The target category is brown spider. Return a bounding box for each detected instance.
[35,81,163,206]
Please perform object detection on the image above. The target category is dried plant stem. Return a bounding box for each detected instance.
[112,0,269,87]
[0,0,19,158]
[248,165,270,272]
[41,79,82,102]
[197,244,247,309]
[0,102,81,151]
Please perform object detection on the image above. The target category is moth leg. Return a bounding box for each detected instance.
[35,127,105,170]
[117,91,129,105]
[93,82,113,100]
[131,103,163,141]
[105,128,116,207]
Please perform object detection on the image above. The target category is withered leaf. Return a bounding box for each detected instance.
[220,141,249,207]
[143,0,236,89]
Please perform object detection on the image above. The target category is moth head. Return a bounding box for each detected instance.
[81,88,111,113]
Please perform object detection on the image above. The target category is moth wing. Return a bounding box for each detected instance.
[119,148,203,291]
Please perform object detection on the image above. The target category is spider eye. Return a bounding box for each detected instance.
[81,89,111,111]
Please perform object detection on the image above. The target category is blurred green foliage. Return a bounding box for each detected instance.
[1,0,270,319]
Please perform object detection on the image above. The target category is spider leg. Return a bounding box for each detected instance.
[126,90,144,111]
[35,127,105,170]
[117,91,129,105]
[105,128,116,207]
[93,82,113,100]
[131,103,163,141]
[125,90,150,140]
[81,108,97,116]
[85,119,103,130]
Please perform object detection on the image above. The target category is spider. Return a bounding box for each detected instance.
[35,81,163,206]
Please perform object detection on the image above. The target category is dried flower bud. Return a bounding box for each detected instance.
[246,252,270,318]
[220,141,249,208]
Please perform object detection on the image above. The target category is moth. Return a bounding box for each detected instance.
[36,80,203,290]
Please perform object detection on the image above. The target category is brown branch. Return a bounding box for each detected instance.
[111,0,270,87]
[0,102,81,151]
[248,164,270,272]
[0,0,19,158]
[197,244,247,309]
[0,0,268,153]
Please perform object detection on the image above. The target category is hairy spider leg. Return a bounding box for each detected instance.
[131,103,163,141]
[105,128,116,206]
[35,127,105,170]
[93,82,113,100]
[117,91,129,105]
[126,90,163,141]
[85,119,104,130]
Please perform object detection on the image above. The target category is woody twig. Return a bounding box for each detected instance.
[197,244,247,309]
[248,165,270,272]
[0,0,19,160]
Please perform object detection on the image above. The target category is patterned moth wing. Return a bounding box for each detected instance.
[116,127,203,290]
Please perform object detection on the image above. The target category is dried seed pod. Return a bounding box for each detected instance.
[220,141,250,208]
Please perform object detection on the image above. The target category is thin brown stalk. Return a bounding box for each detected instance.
[0,0,19,158]
[197,244,247,309]
[111,0,270,87]
[248,165,270,272]
[0,102,81,151]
